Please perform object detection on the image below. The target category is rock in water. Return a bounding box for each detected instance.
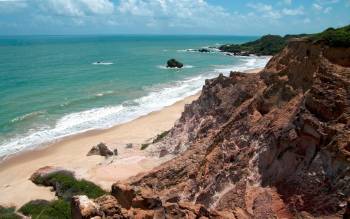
[166,59,183,68]
[87,143,113,157]
[198,48,210,53]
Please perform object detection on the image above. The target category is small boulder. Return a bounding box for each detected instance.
[198,48,210,53]
[166,59,183,68]
[125,143,133,149]
[87,143,113,157]
[113,148,118,156]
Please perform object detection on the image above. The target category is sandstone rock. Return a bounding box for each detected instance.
[87,143,113,157]
[111,183,136,209]
[95,195,123,217]
[118,38,350,218]
[72,38,350,218]
[30,166,73,186]
[159,148,168,158]
[166,59,183,68]
[71,195,101,219]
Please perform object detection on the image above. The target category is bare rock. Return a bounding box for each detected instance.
[71,195,102,219]
[111,183,136,209]
[113,38,350,218]
[159,148,168,158]
[166,59,183,68]
[113,148,118,156]
[30,166,73,186]
[87,143,113,157]
[72,38,350,218]
[95,195,124,217]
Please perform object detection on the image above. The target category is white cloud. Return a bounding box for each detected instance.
[323,6,332,13]
[312,3,323,10]
[247,3,281,19]
[313,2,335,13]
[282,6,304,15]
[0,0,27,13]
[38,0,114,17]
[117,0,232,29]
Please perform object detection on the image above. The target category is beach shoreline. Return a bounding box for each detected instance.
[0,68,263,207]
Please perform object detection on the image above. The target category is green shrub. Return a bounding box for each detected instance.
[219,34,288,55]
[19,199,70,219]
[46,172,106,199]
[0,206,21,219]
[152,130,170,144]
[311,25,350,47]
[140,143,150,150]
[218,25,350,56]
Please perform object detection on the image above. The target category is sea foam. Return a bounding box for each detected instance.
[0,56,270,159]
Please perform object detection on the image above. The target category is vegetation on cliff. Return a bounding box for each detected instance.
[0,206,21,219]
[219,24,350,56]
[311,24,350,47]
[19,199,71,219]
[17,169,106,219]
[219,34,307,55]
[33,171,106,200]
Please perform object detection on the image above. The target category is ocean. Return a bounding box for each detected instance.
[0,35,270,158]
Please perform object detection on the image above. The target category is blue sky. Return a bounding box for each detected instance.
[0,0,349,35]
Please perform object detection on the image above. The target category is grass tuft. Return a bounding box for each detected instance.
[152,130,170,144]
[140,143,150,150]
[44,172,106,199]
[19,199,71,219]
[0,206,21,219]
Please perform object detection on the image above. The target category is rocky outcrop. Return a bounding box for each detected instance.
[72,186,227,218]
[148,71,265,157]
[73,38,350,218]
[71,195,102,219]
[30,166,74,186]
[87,143,114,157]
[166,59,183,68]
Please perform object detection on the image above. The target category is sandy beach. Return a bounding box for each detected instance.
[0,68,262,208]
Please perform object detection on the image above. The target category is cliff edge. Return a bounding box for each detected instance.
[72,37,350,218]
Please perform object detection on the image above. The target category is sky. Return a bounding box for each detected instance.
[0,0,349,36]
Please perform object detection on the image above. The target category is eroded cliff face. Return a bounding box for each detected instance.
[72,39,350,218]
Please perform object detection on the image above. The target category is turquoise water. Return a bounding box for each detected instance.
[0,35,269,158]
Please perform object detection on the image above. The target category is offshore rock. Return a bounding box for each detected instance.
[166,59,183,68]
